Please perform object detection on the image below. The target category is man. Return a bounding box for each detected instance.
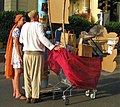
[20,10,61,103]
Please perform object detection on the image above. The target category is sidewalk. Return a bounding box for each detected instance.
[0,52,120,107]
[0,48,5,77]
[0,62,5,79]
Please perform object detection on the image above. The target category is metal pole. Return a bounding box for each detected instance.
[62,0,66,48]
[47,0,54,43]
[100,11,103,26]
[38,0,47,28]
[16,0,18,10]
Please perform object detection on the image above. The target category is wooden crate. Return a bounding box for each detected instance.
[78,44,92,57]
[60,32,76,48]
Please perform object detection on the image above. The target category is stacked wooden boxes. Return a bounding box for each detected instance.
[93,32,119,72]
[89,25,119,72]
[60,32,77,54]
[78,25,119,72]
[77,38,93,57]
[78,31,93,57]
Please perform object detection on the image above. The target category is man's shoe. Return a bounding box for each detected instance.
[26,98,31,103]
[31,98,42,103]
[31,98,38,103]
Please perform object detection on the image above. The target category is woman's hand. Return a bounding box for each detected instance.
[19,56,23,65]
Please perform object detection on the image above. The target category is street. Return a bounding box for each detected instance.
[0,70,120,107]
[0,53,120,107]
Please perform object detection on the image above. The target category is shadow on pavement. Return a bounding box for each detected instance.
[96,73,120,99]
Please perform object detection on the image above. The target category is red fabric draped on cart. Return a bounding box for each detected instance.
[47,48,101,89]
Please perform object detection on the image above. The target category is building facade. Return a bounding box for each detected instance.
[4,0,37,11]
[2,0,120,22]
[69,0,101,22]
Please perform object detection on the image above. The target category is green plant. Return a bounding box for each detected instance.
[0,11,29,47]
[52,16,94,38]
[105,21,120,36]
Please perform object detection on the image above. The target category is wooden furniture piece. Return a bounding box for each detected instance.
[93,32,119,72]
[79,31,119,72]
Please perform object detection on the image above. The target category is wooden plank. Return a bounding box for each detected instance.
[102,49,117,72]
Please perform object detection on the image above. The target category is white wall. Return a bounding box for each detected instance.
[4,0,12,11]
[90,0,101,22]
[4,0,37,11]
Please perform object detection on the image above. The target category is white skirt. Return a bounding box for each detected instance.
[11,45,23,68]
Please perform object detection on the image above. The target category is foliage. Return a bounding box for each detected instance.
[0,12,120,47]
[0,11,29,47]
[68,16,94,36]
[52,16,120,38]
[105,21,120,36]
[52,15,94,38]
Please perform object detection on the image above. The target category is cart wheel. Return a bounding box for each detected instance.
[90,92,96,99]
[85,90,90,97]
[90,89,97,99]
[62,95,66,100]
[65,99,69,105]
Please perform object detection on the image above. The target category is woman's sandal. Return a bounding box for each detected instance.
[13,93,16,98]
[15,95,26,100]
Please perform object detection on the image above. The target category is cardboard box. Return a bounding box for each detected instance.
[78,44,92,57]
[102,49,117,72]
[60,32,76,48]
[70,46,78,54]
[48,0,69,24]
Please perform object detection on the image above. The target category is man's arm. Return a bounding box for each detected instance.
[37,23,55,50]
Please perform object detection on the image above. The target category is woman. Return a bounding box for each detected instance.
[5,14,26,100]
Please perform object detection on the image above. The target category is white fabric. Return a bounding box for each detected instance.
[20,22,55,52]
[12,28,20,38]
[11,28,23,68]
[23,52,43,98]
[11,45,23,68]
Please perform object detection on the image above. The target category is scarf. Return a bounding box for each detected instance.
[5,14,23,79]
